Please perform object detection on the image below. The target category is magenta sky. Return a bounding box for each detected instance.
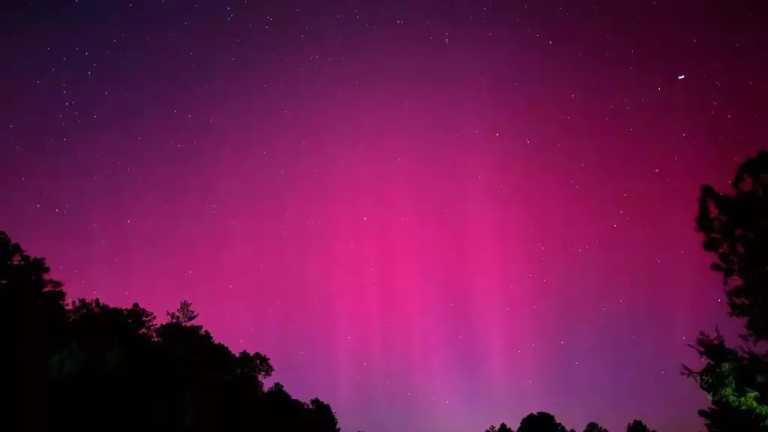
[3,2,768,431]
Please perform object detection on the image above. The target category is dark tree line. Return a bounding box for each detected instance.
[482,411,654,432]
[4,231,339,432]
[685,151,768,431]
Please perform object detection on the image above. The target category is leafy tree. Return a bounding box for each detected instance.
[626,420,655,432]
[697,151,768,341]
[3,230,65,432]
[517,412,569,432]
[499,423,514,432]
[236,350,274,380]
[167,299,199,325]
[584,421,609,432]
[3,230,340,432]
[688,151,768,431]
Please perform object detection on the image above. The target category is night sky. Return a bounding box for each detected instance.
[3,1,768,431]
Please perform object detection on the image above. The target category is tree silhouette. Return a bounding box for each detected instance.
[688,151,768,431]
[697,151,768,341]
[583,421,609,432]
[480,410,655,431]
[485,423,514,432]
[3,230,340,432]
[625,420,655,432]
[168,299,199,325]
[517,412,569,432]
[2,230,67,432]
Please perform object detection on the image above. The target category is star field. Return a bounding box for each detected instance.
[3,1,768,431]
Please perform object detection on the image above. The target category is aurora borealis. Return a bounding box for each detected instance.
[3,2,768,431]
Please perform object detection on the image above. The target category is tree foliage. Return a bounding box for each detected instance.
[583,422,608,432]
[5,231,339,432]
[485,423,514,432]
[689,151,768,431]
[516,412,570,432]
[625,420,655,432]
[697,151,768,341]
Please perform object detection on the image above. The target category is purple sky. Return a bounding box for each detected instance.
[3,2,768,431]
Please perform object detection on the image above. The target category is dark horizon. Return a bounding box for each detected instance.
[5,2,768,431]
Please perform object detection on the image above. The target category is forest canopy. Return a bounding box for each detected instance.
[4,230,339,432]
